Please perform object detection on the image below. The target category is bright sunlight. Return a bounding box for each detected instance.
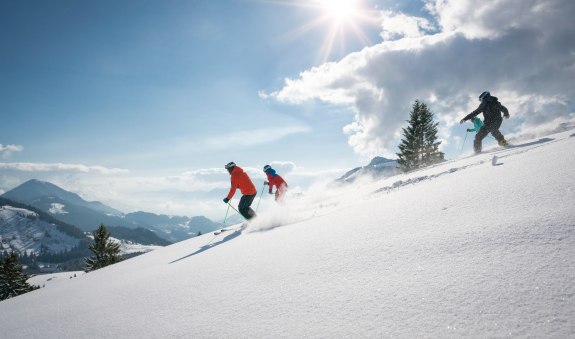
[272,0,377,62]
[318,0,359,23]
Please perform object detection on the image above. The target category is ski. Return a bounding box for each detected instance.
[213,229,228,235]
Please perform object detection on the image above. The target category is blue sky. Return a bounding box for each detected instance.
[1,0,574,219]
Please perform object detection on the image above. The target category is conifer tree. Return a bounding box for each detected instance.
[396,100,445,172]
[84,224,122,272]
[0,252,38,301]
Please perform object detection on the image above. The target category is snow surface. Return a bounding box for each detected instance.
[114,238,164,255]
[1,131,574,338]
[48,203,68,215]
[27,271,85,289]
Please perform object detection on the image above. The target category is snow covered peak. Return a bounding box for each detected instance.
[367,156,396,167]
[338,156,398,183]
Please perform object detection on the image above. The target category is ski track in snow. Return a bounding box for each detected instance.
[373,137,557,195]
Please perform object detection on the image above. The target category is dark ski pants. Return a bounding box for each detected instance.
[238,194,257,220]
[474,117,504,153]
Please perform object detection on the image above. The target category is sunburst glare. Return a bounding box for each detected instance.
[318,0,359,23]
[271,0,378,63]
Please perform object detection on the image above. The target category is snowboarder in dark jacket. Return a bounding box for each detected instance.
[460,91,510,153]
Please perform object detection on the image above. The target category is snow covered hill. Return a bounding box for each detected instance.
[337,156,398,183]
[0,200,164,260]
[1,131,574,338]
[0,205,82,255]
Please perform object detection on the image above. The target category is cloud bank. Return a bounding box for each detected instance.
[0,162,129,174]
[266,0,575,158]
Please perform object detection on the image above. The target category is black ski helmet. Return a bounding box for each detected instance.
[263,165,271,172]
[225,162,236,170]
[479,91,490,102]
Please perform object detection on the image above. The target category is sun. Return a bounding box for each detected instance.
[318,0,359,23]
[272,0,376,62]
[312,0,373,61]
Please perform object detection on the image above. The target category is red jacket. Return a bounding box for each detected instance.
[266,173,287,191]
[227,166,257,200]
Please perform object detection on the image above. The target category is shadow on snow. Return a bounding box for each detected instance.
[504,137,554,150]
[169,226,245,264]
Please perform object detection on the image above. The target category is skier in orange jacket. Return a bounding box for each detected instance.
[223,162,257,220]
[263,165,288,203]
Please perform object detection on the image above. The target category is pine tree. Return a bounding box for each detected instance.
[0,252,39,301]
[396,100,445,172]
[84,224,122,272]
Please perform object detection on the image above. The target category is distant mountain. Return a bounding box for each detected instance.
[106,226,171,247]
[337,156,399,183]
[2,179,122,216]
[1,179,220,242]
[124,212,221,242]
[1,179,129,231]
[0,197,170,272]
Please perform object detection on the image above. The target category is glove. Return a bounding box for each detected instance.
[504,114,510,119]
[460,118,466,124]
[223,197,230,204]
[466,128,472,132]
[263,181,269,186]
[268,190,273,195]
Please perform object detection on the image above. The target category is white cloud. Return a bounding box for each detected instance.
[0,144,23,159]
[0,162,129,174]
[425,0,560,39]
[201,125,312,150]
[380,10,435,40]
[265,0,575,158]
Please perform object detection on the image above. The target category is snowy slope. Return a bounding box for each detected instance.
[0,131,574,338]
[0,206,81,254]
[27,271,85,289]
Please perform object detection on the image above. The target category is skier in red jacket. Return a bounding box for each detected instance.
[263,165,288,203]
[223,162,257,220]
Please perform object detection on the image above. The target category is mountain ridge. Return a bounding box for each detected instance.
[1,180,221,241]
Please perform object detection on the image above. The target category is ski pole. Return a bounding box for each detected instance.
[227,202,248,221]
[222,203,230,225]
[460,131,469,153]
[255,182,266,212]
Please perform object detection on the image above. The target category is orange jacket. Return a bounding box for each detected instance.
[226,166,257,200]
